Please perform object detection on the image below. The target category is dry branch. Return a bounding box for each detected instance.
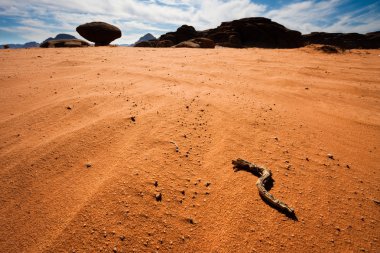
[232,158,295,217]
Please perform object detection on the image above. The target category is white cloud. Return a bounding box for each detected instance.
[0,0,379,44]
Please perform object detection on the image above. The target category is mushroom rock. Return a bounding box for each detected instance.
[76,22,121,46]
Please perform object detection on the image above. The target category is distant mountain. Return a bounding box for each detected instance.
[42,33,77,44]
[2,41,39,49]
[134,33,156,45]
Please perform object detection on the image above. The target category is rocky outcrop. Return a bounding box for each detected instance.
[200,17,302,48]
[76,22,121,46]
[40,39,90,48]
[139,17,301,49]
[302,32,380,49]
[159,25,199,44]
[134,17,379,49]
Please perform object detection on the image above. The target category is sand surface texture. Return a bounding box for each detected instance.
[0,47,379,252]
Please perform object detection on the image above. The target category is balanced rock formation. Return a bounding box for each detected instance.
[76,22,121,46]
[40,39,90,48]
[302,32,380,49]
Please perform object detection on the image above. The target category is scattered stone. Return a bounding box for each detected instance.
[372,199,380,205]
[180,190,185,195]
[306,157,310,161]
[66,106,72,110]
[85,163,92,168]
[205,182,211,187]
[327,154,334,159]
[187,217,196,224]
[113,246,117,253]
[154,181,158,187]
[155,193,162,202]
[316,45,341,54]
[130,116,136,122]
[120,235,125,241]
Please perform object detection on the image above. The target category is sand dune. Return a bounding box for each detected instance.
[0,47,379,252]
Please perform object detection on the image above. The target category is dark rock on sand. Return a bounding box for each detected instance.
[302,31,380,49]
[40,39,90,48]
[76,22,121,46]
[316,45,341,54]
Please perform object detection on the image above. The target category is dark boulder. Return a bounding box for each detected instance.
[3,44,9,49]
[40,39,90,48]
[76,22,121,46]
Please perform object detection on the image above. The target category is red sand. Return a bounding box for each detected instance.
[0,46,379,252]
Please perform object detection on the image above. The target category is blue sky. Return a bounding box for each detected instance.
[0,0,379,45]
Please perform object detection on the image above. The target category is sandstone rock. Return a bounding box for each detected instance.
[156,40,174,47]
[76,22,121,46]
[173,41,200,48]
[190,38,215,48]
[40,39,90,48]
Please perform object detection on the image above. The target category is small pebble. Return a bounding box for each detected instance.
[155,193,162,202]
[327,154,334,159]
[85,163,92,168]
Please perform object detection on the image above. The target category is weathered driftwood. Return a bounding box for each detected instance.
[232,158,295,217]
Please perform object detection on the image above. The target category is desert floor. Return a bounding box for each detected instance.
[0,46,379,252]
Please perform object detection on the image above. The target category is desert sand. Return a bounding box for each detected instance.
[0,46,379,252]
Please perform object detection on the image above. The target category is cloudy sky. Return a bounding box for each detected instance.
[0,0,379,45]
